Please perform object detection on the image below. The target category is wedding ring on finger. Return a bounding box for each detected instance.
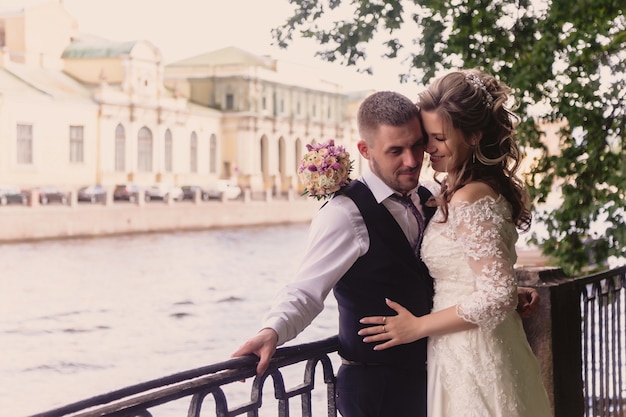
[383,316,386,324]
[382,325,386,333]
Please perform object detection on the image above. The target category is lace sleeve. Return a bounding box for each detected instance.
[449,197,518,330]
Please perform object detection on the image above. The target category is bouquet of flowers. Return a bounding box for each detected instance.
[298,139,353,200]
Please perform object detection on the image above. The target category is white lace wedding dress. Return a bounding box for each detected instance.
[421,196,552,417]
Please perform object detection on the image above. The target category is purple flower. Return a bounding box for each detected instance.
[297,139,353,200]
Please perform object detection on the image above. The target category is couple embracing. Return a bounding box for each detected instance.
[232,69,552,417]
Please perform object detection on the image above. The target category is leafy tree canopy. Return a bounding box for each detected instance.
[274,0,626,275]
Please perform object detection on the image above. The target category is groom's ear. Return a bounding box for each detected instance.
[357,140,370,159]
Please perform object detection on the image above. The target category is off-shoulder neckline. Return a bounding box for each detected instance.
[449,194,504,207]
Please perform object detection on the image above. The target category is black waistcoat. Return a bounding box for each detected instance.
[333,181,436,371]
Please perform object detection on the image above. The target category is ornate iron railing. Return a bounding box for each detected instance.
[578,267,626,417]
[29,336,340,417]
[537,265,626,417]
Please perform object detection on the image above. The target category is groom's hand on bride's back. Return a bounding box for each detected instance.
[516,287,540,318]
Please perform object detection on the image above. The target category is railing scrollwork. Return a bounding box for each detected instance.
[30,337,339,417]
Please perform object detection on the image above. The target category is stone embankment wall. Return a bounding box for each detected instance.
[0,195,549,268]
[0,198,323,243]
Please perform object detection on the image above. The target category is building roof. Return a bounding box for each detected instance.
[167,46,275,69]
[0,0,48,15]
[61,39,139,59]
[166,46,347,94]
[0,61,92,101]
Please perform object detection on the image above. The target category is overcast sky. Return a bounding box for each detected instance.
[61,0,421,95]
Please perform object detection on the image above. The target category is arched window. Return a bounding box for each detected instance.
[278,137,286,178]
[115,124,125,172]
[190,131,198,173]
[164,129,173,172]
[294,138,302,173]
[137,127,153,172]
[209,134,217,174]
[260,135,269,181]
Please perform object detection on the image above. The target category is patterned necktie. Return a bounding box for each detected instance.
[389,193,425,257]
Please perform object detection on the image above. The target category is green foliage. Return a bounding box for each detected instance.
[275,0,626,274]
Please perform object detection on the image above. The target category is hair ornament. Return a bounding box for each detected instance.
[465,72,494,109]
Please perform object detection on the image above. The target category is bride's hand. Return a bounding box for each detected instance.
[358,298,423,350]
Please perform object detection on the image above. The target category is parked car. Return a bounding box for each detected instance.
[37,186,68,205]
[181,185,210,201]
[144,184,184,202]
[113,184,141,203]
[77,185,107,203]
[0,185,28,205]
[205,180,242,200]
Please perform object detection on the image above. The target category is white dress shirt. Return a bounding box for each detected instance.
[262,169,429,345]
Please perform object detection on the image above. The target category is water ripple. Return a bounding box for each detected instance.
[24,361,109,374]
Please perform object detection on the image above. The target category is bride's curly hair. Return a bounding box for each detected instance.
[418,69,531,231]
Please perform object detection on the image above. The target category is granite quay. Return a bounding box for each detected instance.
[0,190,323,243]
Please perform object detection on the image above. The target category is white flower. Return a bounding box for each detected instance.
[297,139,353,200]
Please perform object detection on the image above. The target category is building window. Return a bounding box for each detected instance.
[273,92,278,115]
[295,139,302,173]
[262,96,267,110]
[164,129,173,172]
[16,123,33,164]
[69,125,84,163]
[115,124,126,171]
[297,101,301,115]
[278,137,286,177]
[280,99,284,113]
[260,136,269,180]
[190,131,198,173]
[225,94,234,110]
[209,134,217,174]
[137,127,153,172]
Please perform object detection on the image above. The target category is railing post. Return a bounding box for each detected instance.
[517,266,585,417]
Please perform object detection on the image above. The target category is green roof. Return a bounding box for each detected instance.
[62,40,138,59]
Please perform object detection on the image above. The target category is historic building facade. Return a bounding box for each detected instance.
[165,47,365,193]
[0,0,366,194]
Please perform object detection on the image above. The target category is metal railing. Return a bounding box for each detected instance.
[30,337,339,417]
[29,266,626,417]
[538,265,626,417]
[579,267,626,417]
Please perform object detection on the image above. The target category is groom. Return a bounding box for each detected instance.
[231,91,537,417]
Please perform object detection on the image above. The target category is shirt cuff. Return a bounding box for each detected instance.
[261,317,290,346]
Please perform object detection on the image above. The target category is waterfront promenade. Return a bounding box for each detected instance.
[0,194,323,243]
[0,192,549,266]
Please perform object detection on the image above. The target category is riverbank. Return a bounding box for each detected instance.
[0,196,550,267]
[0,197,324,243]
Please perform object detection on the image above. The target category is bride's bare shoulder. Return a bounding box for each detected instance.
[450,182,498,204]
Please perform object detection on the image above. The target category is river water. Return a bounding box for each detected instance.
[1,224,340,417]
